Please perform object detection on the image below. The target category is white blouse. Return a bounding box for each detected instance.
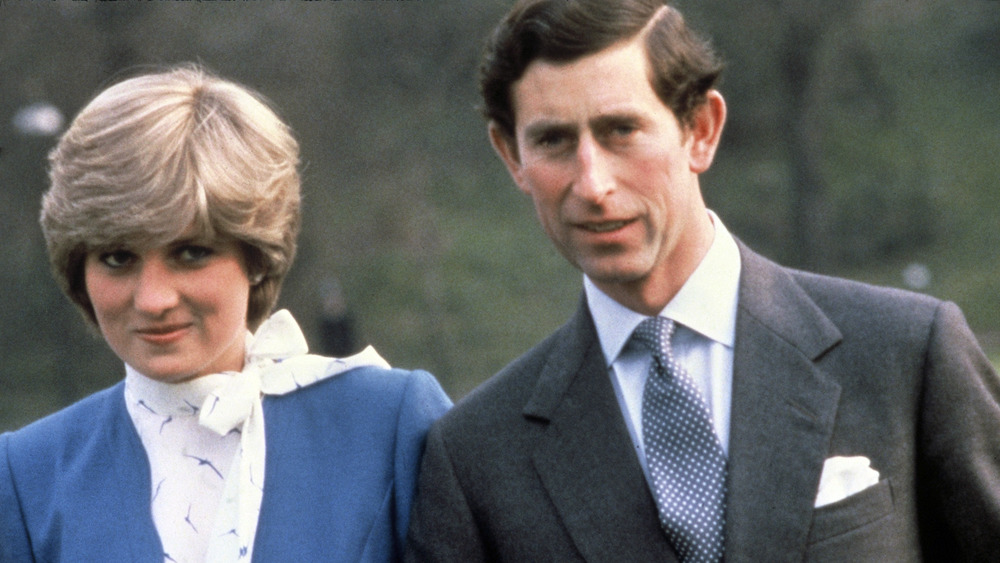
[123,310,390,563]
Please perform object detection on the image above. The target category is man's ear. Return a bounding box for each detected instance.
[488,121,528,192]
[687,90,727,174]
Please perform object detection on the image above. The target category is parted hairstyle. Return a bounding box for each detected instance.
[41,64,301,331]
[481,0,724,140]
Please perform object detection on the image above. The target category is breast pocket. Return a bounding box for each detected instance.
[807,477,894,544]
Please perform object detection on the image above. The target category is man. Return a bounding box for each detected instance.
[405,0,1000,561]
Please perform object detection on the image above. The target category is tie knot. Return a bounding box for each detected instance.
[632,316,676,358]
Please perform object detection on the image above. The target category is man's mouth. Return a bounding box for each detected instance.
[581,220,631,233]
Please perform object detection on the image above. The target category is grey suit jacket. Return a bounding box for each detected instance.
[405,244,1000,562]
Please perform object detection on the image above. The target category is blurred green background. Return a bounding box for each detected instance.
[2,0,998,432]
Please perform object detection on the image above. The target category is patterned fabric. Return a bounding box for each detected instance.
[633,317,727,562]
[126,309,390,562]
[125,370,238,563]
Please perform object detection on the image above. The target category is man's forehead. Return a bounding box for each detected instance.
[510,38,663,130]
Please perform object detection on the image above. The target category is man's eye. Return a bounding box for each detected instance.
[99,251,135,269]
[528,127,574,149]
[538,134,566,148]
[611,124,637,137]
[601,120,639,140]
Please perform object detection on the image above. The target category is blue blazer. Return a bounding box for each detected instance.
[1,366,451,562]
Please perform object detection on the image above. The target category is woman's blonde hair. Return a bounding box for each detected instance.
[41,64,301,330]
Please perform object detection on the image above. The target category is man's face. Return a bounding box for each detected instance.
[492,36,724,313]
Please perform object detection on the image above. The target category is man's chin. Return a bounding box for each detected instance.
[578,260,648,287]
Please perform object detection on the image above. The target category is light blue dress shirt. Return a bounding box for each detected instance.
[584,211,741,478]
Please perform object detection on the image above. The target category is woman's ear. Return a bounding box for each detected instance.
[687,90,726,174]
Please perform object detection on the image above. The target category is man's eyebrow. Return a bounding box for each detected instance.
[522,120,576,141]
[590,112,644,128]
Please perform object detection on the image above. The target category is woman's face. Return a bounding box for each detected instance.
[84,233,251,383]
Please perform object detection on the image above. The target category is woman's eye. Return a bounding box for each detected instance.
[99,250,135,269]
[177,245,213,263]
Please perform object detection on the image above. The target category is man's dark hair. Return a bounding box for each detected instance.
[480,0,724,139]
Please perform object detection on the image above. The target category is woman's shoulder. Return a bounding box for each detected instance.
[266,362,451,433]
[304,363,449,410]
[333,364,443,395]
[2,383,126,479]
[5,384,124,446]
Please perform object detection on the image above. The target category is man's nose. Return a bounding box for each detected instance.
[573,135,615,202]
[133,257,179,314]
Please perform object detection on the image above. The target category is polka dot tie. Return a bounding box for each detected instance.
[634,317,727,562]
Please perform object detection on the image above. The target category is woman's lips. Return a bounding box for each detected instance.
[135,324,192,345]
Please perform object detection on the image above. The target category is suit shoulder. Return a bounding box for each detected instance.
[433,324,566,437]
[739,245,957,358]
[789,268,942,324]
[783,268,968,359]
[741,244,942,325]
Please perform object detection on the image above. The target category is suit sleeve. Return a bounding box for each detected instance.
[404,422,489,563]
[393,370,453,553]
[1,433,34,562]
[917,300,1000,559]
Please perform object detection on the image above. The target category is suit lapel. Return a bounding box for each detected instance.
[525,302,679,562]
[724,245,843,559]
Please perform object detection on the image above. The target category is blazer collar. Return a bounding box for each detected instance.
[724,242,843,558]
[523,299,679,561]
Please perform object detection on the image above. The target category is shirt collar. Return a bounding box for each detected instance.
[125,364,237,418]
[585,210,742,367]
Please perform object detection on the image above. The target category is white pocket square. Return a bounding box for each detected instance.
[814,456,880,508]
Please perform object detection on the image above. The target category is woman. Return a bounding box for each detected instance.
[0,65,451,562]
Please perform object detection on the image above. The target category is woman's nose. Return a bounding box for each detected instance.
[132,257,180,314]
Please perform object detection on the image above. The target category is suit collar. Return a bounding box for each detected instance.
[734,242,842,359]
[522,297,597,421]
[724,243,843,558]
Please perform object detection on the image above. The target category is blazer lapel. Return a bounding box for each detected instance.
[724,245,843,560]
[105,383,164,560]
[525,301,679,562]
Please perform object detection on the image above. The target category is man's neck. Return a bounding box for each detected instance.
[593,212,716,316]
